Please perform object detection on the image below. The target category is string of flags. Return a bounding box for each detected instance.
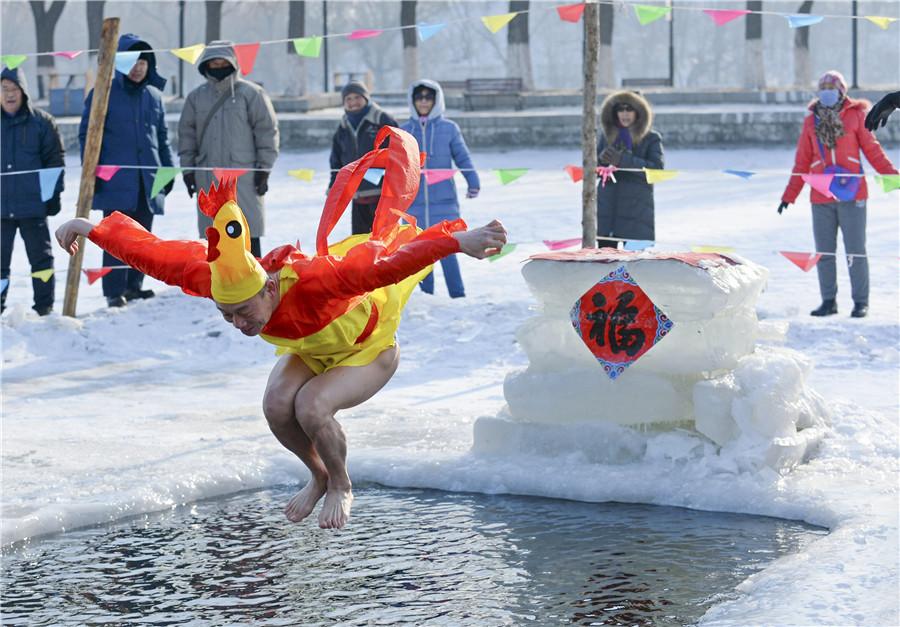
[2,1,896,72]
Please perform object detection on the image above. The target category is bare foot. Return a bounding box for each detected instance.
[318,487,354,529]
[284,477,327,523]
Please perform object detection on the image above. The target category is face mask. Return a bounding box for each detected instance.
[818,89,840,107]
[207,65,235,81]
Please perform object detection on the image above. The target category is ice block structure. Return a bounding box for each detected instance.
[475,249,829,469]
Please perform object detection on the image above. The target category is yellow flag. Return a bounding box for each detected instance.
[643,168,679,184]
[481,12,518,33]
[171,44,205,64]
[865,16,896,30]
[691,245,735,254]
[31,269,54,283]
[288,169,315,182]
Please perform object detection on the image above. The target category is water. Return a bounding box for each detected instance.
[1,486,825,626]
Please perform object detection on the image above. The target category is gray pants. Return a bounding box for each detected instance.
[811,200,868,304]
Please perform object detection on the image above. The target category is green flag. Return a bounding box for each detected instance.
[495,168,529,185]
[488,243,517,262]
[151,167,180,197]
[2,55,27,70]
[293,37,323,58]
[634,4,671,26]
[876,174,900,193]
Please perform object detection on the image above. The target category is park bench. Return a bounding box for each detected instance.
[463,77,524,111]
[621,77,673,88]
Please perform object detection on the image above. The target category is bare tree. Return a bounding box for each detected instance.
[401,1,418,89]
[597,1,615,88]
[743,1,765,88]
[206,0,224,43]
[506,0,533,89]
[285,0,307,96]
[28,1,66,98]
[793,1,814,87]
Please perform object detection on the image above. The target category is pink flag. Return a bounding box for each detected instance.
[801,173,836,199]
[53,50,83,60]
[780,251,822,272]
[234,43,260,75]
[557,3,586,23]
[564,165,583,183]
[424,169,456,185]
[347,29,383,40]
[543,237,582,250]
[83,267,113,285]
[703,9,751,26]
[597,165,618,188]
[214,168,248,183]
[95,165,120,181]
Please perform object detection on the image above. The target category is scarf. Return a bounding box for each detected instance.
[346,103,371,130]
[814,101,845,149]
[613,126,633,151]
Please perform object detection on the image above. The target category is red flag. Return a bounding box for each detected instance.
[564,165,583,183]
[214,168,248,184]
[83,267,113,285]
[234,43,260,75]
[557,3,586,22]
[780,251,822,272]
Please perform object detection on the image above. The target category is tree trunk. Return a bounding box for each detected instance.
[86,1,105,56]
[743,1,765,89]
[506,1,533,90]
[205,0,224,42]
[29,1,66,98]
[793,1,813,87]
[582,1,598,248]
[401,1,418,89]
[285,0,307,96]
[597,1,615,88]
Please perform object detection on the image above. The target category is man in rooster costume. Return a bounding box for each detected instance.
[55,127,506,530]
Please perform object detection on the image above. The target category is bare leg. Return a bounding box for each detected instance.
[294,346,400,529]
[263,354,329,523]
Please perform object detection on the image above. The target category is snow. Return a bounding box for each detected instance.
[2,147,898,626]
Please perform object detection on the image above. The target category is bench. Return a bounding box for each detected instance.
[621,77,673,88]
[463,77,524,111]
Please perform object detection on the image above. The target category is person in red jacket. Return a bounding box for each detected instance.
[778,70,898,318]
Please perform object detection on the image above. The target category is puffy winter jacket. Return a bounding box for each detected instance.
[329,103,397,201]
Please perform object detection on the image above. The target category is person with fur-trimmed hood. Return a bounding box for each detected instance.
[596,90,664,246]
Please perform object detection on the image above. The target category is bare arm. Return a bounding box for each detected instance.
[55,218,96,256]
[452,219,507,259]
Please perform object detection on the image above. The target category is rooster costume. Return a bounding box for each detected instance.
[87,127,466,373]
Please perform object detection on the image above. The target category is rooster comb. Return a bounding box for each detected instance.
[198,176,238,218]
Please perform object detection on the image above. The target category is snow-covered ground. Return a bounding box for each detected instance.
[2,147,898,626]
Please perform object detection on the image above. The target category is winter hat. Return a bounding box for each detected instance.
[818,70,848,97]
[412,85,436,101]
[341,80,370,102]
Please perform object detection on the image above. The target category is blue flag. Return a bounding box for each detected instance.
[787,14,824,28]
[38,167,63,201]
[723,169,756,180]
[114,51,140,75]
[624,239,654,251]
[363,168,384,185]
[417,22,446,42]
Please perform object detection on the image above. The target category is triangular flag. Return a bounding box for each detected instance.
[95,165,120,181]
[31,269,54,283]
[214,168,248,183]
[363,168,384,185]
[643,168,679,184]
[564,165,583,183]
[171,44,205,64]
[417,22,446,41]
[53,50,83,60]
[543,237,582,250]
[0,278,8,293]
[786,14,824,28]
[288,168,315,182]
[114,51,140,74]
[83,267,113,285]
[348,29,383,40]
[634,5,671,26]
[481,13,518,33]
[151,166,180,197]
[865,16,897,30]
[723,169,755,179]
[623,239,654,251]
[424,169,456,185]
[234,43,260,76]
[557,3,586,23]
[703,9,750,26]
[38,167,63,202]
[488,243,517,262]
[801,173,836,198]
[1,55,27,70]
[876,174,900,192]
[292,37,323,58]
[496,168,528,185]
[691,245,735,253]
[780,251,822,272]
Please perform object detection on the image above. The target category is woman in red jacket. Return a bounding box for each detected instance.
[779,70,897,319]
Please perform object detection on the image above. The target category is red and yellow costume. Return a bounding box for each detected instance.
[88,127,466,373]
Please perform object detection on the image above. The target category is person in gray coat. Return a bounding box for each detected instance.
[179,41,279,257]
[596,90,664,246]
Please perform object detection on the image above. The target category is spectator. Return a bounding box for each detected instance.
[401,79,479,298]
[1,67,64,315]
[779,70,898,319]
[596,91,664,248]
[329,80,397,234]
[79,33,174,308]
[179,40,279,259]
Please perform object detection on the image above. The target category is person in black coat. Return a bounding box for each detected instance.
[1,67,65,315]
[596,90,664,246]
[328,81,397,234]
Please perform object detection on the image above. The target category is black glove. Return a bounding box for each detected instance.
[254,171,269,196]
[599,146,622,166]
[45,196,61,216]
[162,180,174,196]
[865,91,900,131]
[183,172,197,198]
[777,201,789,215]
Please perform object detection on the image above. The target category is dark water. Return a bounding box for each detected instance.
[1,486,825,626]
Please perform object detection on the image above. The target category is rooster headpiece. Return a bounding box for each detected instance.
[199,177,268,304]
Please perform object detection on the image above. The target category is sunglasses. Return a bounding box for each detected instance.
[614,104,635,112]
[414,93,435,101]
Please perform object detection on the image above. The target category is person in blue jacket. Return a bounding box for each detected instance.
[1,67,65,315]
[401,80,479,298]
[79,33,174,308]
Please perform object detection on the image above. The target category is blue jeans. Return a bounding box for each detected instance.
[419,254,465,298]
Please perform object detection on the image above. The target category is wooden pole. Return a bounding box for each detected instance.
[63,17,119,317]
[581,1,599,248]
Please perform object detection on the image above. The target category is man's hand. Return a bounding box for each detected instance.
[599,147,622,166]
[54,218,95,256]
[162,180,174,196]
[777,201,789,215]
[255,171,270,196]
[45,196,61,216]
[183,172,197,198]
[865,91,900,131]
[466,188,479,199]
[453,219,507,259]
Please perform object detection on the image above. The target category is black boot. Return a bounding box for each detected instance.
[107,295,127,308]
[810,299,838,316]
[851,302,869,318]
[124,288,155,301]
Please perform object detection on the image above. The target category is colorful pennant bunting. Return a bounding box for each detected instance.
[557,3,586,23]
[417,22,446,41]
[634,4,672,26]
[865,16,897,30]
[53,50,82,60]
[170,44,205,64]
[786,14,824,28]
[83,267,113,285]
[703,9,751,26]
[0,278,8,293]
[362,168,384,185]
[564,165,583,183]
[151,167,180,197]
[293,37,323,58]
[234,43,260,75]
[598,165,618,187]
[488,243,517,262]
[691,245,735,253]
[801,173,836,198]
[1,55,27,70]
[624,239,654,251]
[643,168,679,184]
[31,269,54,283]
[496,168,528,185]
[288,169,315,182]
[424,169,456,185]
[481,13,518,33]
[95,165,120,181]
[114,51,140,75]
[348,29,383,40]
[723,169,755,179]
[38,167,63,202]
[543,237,582,250]
[780,251,821,272]
[214,168,248,183]
[876,174,900,192]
